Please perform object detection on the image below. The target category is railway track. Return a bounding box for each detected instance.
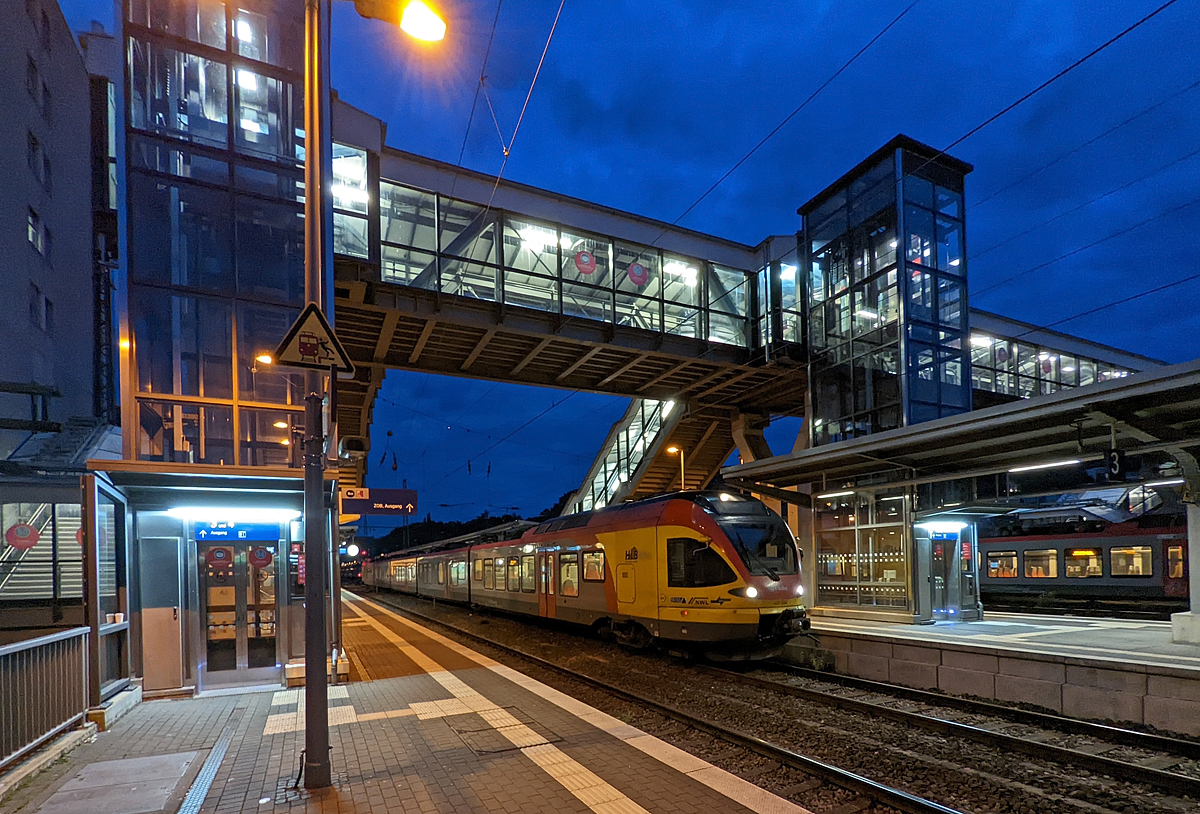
[706,662,1200,798]
[359,591,965,814]
[356,589,1200,814]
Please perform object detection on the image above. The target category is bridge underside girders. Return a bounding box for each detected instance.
[625,406,739,500]
[333,279,807,487]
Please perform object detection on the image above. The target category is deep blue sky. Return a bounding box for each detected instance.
[61,0,1200,525]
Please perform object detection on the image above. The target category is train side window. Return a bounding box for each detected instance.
[483,558,494,589]
[1111,546,1153,577]
[560,553,579,597]
[507,557,520,591]
[473,559,483,581]
[1023,549,1058,578]
[667,538,737,588]
[495,557,505,588]
[1168,545,1185,579]
[582,551,605,581]
[437,562,445,585]
[521,555,535,592]
[1064,548,1102,578]
[986,551,1017,578]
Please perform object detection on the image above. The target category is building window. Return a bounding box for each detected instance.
[27,56,38,98]
[40,11,51,50]
[41,82,51,121]
[28,132,42,179]
[28,284,52,333]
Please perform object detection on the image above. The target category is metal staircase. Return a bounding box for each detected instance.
[0,504,84,601]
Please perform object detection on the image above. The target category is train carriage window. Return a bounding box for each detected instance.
[483,558,494,589]
[1065,549,1103,578]
[437,562,445,585]
[507,557,520,591]
[473,559,483,581]
[560,553,579,597]
[1168,545,1185,579]
[1111,545,1153,577]
[1023,549,1058,578]
[582,551,605,581]
[986,551,1017,578]
[452,560,466,586]
[667,538,737,588]
[495,557,505,588]
[521,555,535,592]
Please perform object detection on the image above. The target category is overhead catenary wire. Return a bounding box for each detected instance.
[972,75,1200,209]
[971,192,1200,298]
[970,144,1200,273]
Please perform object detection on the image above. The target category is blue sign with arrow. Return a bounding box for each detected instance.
[194,522,282,542]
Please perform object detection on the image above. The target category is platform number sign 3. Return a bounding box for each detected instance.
[1107,448,1127,480]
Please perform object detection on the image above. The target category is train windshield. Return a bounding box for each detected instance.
[720,518,799,578]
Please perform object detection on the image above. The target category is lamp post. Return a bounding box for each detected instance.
[666,445,685,490]
[301,0,443,789]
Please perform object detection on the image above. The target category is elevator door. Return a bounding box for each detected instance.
[199,543,280,686]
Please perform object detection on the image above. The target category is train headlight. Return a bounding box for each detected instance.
[796,584,804,596]
[745,586,759,598]
[728,586,761,598]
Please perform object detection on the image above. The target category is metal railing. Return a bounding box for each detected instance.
[0,627,89,772]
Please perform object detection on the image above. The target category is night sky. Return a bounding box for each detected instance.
[60,0,1200,525]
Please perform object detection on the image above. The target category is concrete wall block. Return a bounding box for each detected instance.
[834,650,850,674]
[1062,684,1143,726]
[850,638,892,658]
[892,644,941,664]
[846,652,890,682]
[998,656,1065,683]
[938,666,995,699]
[890,660,939,690]
[995,674,1063,714]
[1144,695,1200,737]
[1065,665,1147,694]
[820,635,854,653]
[1147,674,1200,704]
[941,650,999,674]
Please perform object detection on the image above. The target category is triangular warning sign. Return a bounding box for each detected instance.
[274,304,355,373]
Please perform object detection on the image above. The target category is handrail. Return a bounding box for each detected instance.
[0,625,88,657]
[0,626,90,773]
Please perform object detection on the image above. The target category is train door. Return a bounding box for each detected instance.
[1165,540,1188,597]
[538,550,556,618]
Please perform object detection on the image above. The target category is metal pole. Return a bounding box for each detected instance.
[303,0,332,789]
[679,450,686,490]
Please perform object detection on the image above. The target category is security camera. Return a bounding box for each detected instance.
[339,435,370,460]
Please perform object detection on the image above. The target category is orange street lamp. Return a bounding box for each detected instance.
[666,445,685,490]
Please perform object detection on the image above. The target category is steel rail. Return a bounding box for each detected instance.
[361,592,967,814]
[700,664,1200,798]
[764,662,1200,760]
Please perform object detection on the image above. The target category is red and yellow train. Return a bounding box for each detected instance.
[362,491,810,658]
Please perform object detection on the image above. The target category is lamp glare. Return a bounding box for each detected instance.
[400,1,446,41]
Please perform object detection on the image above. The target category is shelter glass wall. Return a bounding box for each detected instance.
[124,0,305,464]
[377,179,753,348]
[813,489,910,610]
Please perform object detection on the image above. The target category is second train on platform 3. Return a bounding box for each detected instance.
[362,491,810,659]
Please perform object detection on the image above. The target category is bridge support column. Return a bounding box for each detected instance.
[731,411,772,464]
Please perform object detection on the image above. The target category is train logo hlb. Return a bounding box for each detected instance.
[625,547,639,561]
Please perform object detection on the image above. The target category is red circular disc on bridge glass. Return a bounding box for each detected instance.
[627,262,648,287]
[205,547,232,565]
[6,524,39,550]
[249,547,274,569]
[574,251,596,275]
[76,528,84,545]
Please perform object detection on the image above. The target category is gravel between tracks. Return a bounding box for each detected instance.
[360,589,1199,814]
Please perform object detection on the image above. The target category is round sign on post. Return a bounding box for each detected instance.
[249,547,274,569]
[6,524,39,550]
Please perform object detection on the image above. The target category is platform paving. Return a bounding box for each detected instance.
[2,594,812,814]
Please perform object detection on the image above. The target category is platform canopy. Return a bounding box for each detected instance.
[724,358,1200,493]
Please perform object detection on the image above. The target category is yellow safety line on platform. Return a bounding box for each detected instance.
[345,591,814,814]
